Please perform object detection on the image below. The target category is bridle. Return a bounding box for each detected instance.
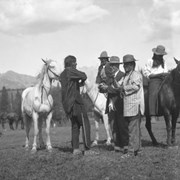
[39,59,60,110]
[42,58,60,79]
[47,66,60,79]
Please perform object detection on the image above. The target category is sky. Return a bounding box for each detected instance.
[0,0,180,76]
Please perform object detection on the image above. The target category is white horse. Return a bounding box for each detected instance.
[82,79,112,146]
[21,59,61,153]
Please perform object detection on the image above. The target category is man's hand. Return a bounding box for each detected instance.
[99,83,108,90]
[98,83,108,93]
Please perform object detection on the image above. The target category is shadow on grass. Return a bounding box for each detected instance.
[90,140,114,151]
[142,139,168,149]
[53,146,72,153]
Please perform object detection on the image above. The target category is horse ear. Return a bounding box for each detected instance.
[42,58,47,64]
[174,57,180,65]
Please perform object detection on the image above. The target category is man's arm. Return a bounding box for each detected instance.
[68,67,87,82]
[123,72,142,96]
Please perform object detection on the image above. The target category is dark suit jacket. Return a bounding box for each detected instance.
[105,70,124,114]
[95,65,106,84]
[59,67,87,117]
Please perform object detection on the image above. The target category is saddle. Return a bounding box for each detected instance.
[145,73,168,116]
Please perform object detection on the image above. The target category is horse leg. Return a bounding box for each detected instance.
[164,113,172,146]
[32,113,39,153]
[15,119,19,130]
[2,119,5,130]
[171,112,178,146]
[103,114,111,145]
[21,118,24,130]
[145,115,158,145]
[91,119,99,146]
[45,112,53,152]
[9,120,14,130]
[23,114,32,150]
[38,117,45,149]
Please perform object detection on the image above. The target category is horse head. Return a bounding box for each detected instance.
[42,59,61,80]
[174,57,180,73]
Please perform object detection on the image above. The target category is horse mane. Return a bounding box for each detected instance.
[163,69,174,85]
[36,60,52,85]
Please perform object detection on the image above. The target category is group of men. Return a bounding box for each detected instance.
[59,45,168,158]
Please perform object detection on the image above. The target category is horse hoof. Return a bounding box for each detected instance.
[91,141,98,147]
[31,149,37,154]
[47,147,53,153]
[48,148,53,153]
[106,141,112,146]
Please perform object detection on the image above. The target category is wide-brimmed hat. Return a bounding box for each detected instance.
[122,54,137,64]
[109,56,121,64]
[152,45,167,55]
[98,51,109,59]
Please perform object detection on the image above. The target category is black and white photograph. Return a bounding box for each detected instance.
[0,0,180,179]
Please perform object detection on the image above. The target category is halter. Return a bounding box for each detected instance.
[42,58,60,79]
[39,61,59,111]
[47,66,60,79]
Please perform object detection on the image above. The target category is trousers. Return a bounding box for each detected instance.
[109,109,128,149]
[124,112,142,153]
[70,106,91,150]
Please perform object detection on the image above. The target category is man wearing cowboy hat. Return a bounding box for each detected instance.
[99,56,128,153]
[118,54,144,157]
[143,45,168,123]
[95,51,109,86]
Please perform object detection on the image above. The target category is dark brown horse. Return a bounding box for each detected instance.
[144,58,180,146]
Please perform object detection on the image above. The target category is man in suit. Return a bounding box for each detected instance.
[118,54,144,157]
[99,56,128,153]
[95,51,109,86]
[60,55,98,156]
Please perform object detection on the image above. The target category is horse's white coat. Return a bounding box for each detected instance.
[21,59,61,153]
[82,80,112,145]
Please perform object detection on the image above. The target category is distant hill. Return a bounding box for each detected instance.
[0,67,98,90]
[0,70,37,90]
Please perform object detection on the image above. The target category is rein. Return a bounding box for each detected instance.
[93,92,99,105]
[82,83,102,106]
[39,66,54,110]
[48,67,60,78]
[41,85,52,110]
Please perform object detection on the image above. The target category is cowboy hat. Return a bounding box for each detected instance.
[152,45,167,55]
[122,54,137,64]
[109,56,121,64]
[98,51,109,59]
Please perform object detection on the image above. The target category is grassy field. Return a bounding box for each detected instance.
[0,119,180,180]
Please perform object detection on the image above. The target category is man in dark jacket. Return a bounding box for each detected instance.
[95,51,109,85]
[99,56,128,153]
[60,55,97,155]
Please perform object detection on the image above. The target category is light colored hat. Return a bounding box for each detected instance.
[98,51,109,59]
[122,54,137,63]
[152,45,167,55]
[109,56,121,64]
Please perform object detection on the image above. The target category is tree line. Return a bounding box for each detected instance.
[0,84,93,126]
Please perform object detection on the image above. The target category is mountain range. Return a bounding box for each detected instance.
[0,67,97,90]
